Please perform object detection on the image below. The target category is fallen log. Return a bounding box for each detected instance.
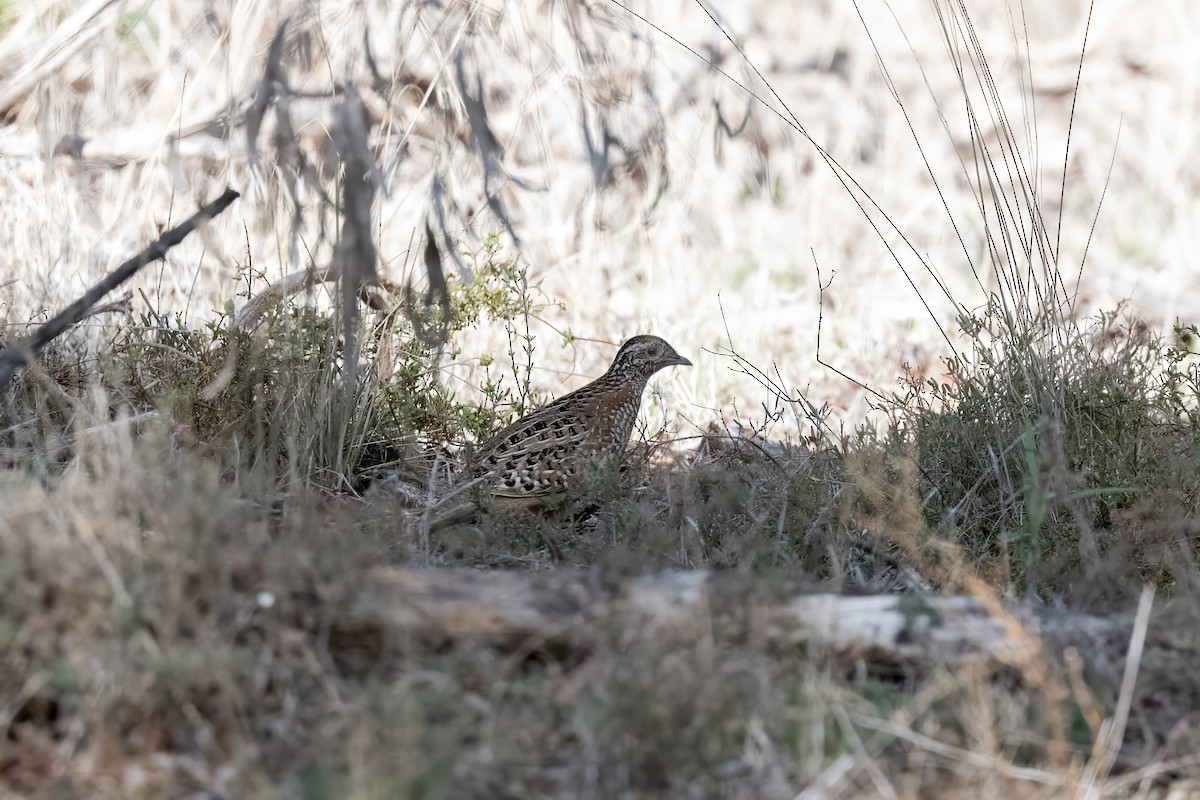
[348,567,1128,670]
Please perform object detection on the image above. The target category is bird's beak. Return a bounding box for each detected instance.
[670,354,692,367]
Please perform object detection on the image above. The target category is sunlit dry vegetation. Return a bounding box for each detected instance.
[2,0,1200,797]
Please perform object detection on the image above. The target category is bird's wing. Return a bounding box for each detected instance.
[471,406,604,498]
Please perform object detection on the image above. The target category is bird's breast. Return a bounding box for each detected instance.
[592,381,644,453]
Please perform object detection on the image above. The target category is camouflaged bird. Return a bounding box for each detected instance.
[431,336,690,525]
[470,335,691,502]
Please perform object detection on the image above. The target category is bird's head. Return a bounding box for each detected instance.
[607,335,692,380]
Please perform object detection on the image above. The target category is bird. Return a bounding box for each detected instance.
[427,335,691,528]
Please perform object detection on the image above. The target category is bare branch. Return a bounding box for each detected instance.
[0,187,241,389]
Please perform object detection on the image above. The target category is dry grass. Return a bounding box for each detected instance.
[2,0,1200,797]
[4,0,1197,420]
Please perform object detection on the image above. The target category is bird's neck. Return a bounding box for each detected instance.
[604,365,650,395]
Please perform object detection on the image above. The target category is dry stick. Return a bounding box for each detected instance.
[1078,585,1155,798]
[850,713,1065,786]
[0,187,241,389]
[0,0,123,118]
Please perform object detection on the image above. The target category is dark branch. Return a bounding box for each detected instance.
[0,187,240,389]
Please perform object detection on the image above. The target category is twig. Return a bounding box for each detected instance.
[1077,585,1155,797]
[1101,753,1200,792]
[233,263,339,332]
[0,187,240,389]
[850,712,1065,786]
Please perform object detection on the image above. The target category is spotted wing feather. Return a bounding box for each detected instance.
[472,408,602,497]
[470,378,641,499]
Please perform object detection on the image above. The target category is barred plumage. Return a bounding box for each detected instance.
[468,334,690,505]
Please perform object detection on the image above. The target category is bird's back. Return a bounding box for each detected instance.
[470,371,646,498]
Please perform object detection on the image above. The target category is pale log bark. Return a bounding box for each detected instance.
[352,567,1122,668]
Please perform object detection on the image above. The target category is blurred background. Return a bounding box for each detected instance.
[1,0,1195,435]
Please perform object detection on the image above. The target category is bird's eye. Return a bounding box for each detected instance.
[648,345,661,359]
